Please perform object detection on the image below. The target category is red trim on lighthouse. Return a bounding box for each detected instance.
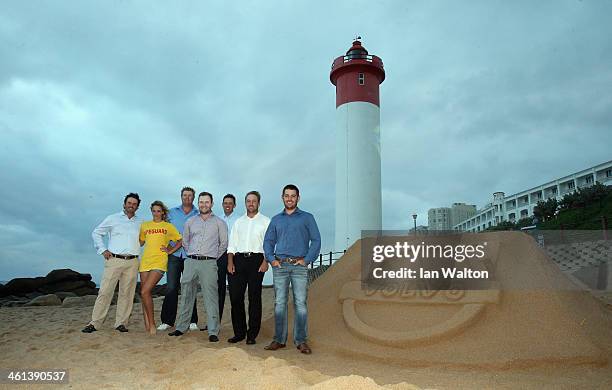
[330,41,385,108]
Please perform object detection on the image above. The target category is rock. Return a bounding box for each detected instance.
[2,269,95,298]
[24,294,62,306]
[62,295,97,308]
[55,291,78,301]
[3,277,46,297]
[134,282,166,298]
[3,301,27,307]
[39,280,97,294]
[0,296,28,307]
[45,269,92,284]
[25,291,44,299]
[2,295,26,302]
[72,286,98,296]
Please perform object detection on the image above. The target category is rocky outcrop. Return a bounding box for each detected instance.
[62,295,98,308]
[1,269,170,307]
[0,269,97,299]
[3,277,47,296]
[24,294,62,306]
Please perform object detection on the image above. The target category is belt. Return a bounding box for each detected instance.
[187,255,216,260]
[275,256,302,265]
[111,253,138,260]
[236,252,262,258]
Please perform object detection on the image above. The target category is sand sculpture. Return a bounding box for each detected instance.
[265,231,611,368]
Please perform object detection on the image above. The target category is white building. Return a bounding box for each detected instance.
[429,203,476,231]
[453,160,612,232]
[428,207,451,230]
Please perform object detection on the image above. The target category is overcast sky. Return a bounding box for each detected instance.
[1,0,611,283]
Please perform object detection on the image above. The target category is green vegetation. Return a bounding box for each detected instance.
[487,217,533,231]
[486,183,612,231]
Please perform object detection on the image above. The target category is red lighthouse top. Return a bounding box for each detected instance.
[330,39,385,107]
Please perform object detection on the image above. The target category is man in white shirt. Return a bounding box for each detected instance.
[82,193,144,333]
[226,191,270,344]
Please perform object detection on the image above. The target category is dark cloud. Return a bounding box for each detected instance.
[1,1,611,281]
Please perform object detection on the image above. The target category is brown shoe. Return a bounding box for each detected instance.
[264,341,286,351]
[297,342,312,354]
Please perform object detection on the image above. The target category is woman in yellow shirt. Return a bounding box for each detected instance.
[139,200,182,334]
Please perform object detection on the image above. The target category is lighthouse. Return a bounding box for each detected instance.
[330,39,385,251]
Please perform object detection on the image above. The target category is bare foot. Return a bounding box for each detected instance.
[149,326,156,335]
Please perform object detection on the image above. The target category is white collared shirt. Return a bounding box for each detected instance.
[92,211,144,255]
[227,212,271,254]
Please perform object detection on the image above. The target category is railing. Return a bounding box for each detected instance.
[331,55,384,70]
[307,250,347,285]
[308,250,347,269]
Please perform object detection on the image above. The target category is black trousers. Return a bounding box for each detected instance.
[228,253,265,340]
[217,252,228,320]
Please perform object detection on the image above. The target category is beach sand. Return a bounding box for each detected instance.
[1,232,611,389]
[0,292,416,389]
[0,291,610,389]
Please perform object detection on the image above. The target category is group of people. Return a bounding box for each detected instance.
[82,184,321,354]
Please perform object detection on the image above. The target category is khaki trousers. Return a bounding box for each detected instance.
[89,257,139,329]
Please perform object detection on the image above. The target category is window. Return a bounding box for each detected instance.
[586,175,593,184]
[607,169,612,178]
[568,181,575,189]
[358,73,365,85]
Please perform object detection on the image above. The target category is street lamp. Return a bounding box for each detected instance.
[412,213,417,234]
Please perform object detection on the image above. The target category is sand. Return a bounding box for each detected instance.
[0,292,419,389]
[301,232,612,369]
[1,232,611,389]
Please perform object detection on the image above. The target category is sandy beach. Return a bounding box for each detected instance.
[0,290,611,389]
[0,292,420,390]
[2,233,612,389]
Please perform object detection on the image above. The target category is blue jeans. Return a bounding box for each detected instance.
[272,263,309,345]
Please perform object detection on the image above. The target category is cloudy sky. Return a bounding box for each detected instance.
[1,0,611,283]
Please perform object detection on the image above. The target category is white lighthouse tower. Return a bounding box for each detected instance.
[330,39,385,250]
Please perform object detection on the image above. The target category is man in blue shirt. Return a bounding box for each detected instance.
[263,184,321,354]
[157,187,199,331]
